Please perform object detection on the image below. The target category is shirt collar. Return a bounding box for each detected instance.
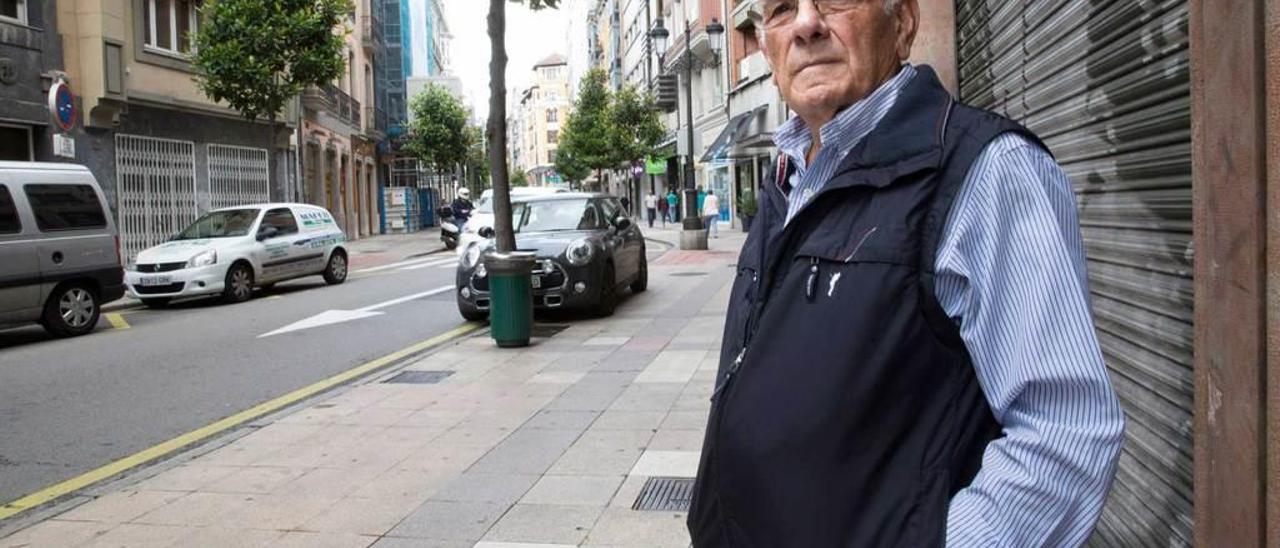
[774,64,918,170]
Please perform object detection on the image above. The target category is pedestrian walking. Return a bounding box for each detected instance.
[658,192,670,227]
[689,1,1124,547]
[644,191,659,228]
[702,189,720,238]
[666,190,679,223]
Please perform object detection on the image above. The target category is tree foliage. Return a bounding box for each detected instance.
[610,85,666,165]
[556,69,616,185]
[405,84,472,173]
[193,0,352,122]
[464,125,489,187]
[509,168,529,187]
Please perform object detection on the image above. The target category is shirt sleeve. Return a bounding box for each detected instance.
[934,134,1126,547]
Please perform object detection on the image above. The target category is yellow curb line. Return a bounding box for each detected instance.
[0,322,482,521]
[103,313,131,330]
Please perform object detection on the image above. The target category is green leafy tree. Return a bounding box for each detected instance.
[488,0,560,252]
[192,0,351,195]
[509,168,529,188]
[463,125,489,194]
[553,148,590,190]
[404,84,471,176]
[557,68,616,190]
[610,85,666,165]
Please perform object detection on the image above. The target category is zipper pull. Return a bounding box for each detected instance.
[711,348,747,402]
[805,258,819,302]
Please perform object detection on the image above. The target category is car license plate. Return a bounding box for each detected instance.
[139,275,172,286]
[531,275,542,289]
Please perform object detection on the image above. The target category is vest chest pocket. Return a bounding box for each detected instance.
[792,224,920,302]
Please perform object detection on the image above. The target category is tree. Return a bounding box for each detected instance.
[489,0,560,253]
[509,168,529,188]
[404,84,471,174]
[463,125,489,194]
[557,68,616,190]
[610,85,666,165]
[553,147,590,190]
[192,0,351,198]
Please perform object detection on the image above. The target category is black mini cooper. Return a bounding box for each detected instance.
[455,193,648,321]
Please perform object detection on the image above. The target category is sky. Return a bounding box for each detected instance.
[442,2,572,122]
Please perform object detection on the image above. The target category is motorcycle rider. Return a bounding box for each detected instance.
[451,188,475,228]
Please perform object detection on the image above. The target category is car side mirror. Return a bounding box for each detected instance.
[614,217,632,231]
[256,226,279,241]
[478,226,496,239]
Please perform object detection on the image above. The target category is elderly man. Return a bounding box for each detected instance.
[687,1,1125,546]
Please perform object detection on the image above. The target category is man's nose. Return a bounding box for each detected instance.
[792,0,829,43]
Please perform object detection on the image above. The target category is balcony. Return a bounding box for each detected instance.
[301,84,361,128]
[362,15,382,52]
[365,106,387,139]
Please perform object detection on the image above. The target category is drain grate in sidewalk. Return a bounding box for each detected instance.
[633,477,696,511]
[532,324,571,338]
[384,370,454,384]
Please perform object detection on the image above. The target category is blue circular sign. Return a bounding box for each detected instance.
[49,82,77,132]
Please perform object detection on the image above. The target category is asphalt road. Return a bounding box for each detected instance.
[0,248,477,505]
[0,239,671,509]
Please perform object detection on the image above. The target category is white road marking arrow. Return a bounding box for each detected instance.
[258,285,454,338]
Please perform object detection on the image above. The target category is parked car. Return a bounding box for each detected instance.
[455,193,647,321]
[456,187,567,255]
[124,203,348,307]
[0,162,125,337]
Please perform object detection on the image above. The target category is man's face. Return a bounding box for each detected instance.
[761,0,918,126]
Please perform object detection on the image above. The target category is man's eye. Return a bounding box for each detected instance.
[766,2,792,20]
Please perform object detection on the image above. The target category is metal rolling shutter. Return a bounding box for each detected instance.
[954,1,1192,546]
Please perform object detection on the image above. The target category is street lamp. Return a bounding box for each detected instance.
[650,15,725,244]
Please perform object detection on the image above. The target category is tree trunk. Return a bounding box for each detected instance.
[487,0,515,252]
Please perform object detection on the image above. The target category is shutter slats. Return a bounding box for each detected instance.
[955,1,1193,545]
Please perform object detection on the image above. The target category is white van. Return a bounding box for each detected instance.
[125,203,348,307]
[0,162,125,337]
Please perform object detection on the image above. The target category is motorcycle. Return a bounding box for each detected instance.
[438,206,459,250]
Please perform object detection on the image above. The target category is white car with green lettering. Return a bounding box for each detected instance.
[124,203,349,307]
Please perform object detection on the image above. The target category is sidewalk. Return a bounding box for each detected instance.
[4,228,748,547]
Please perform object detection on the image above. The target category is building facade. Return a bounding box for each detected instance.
[297,1,382,241]
[46,0,299,261]
[0,0,64,163]
[509,55,571,188]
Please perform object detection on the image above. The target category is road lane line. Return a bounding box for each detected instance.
[103,313,131,330]
[356,285,455,312]
[351,257,437,274]
[0,322,481,521]
[434,262,459,269]
[397,257,459,271]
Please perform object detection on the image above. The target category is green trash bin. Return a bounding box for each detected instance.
[484,250,537,348]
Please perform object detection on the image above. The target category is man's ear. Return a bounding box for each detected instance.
[895,0,920,61]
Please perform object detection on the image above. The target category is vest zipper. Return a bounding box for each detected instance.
[805,257,820,301]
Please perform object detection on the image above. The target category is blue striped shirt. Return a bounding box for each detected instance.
[774,65,1125,547]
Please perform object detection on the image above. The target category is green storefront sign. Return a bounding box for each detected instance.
[645,156,667,175]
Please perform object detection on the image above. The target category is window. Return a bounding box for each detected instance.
[260,208,299,237]
[145,0,200,55]
[0,0,26,24]
[547,150,557,164]
[547,130,558,144]
[24,184,108,232]
[0,185,20,234]
[546,109,558,123]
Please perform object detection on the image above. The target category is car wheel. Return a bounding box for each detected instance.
[223,262,255,303]
[457,295,489,322]
[595,262,618,317]
[630,250,648,293]
[323,251,348,285]
[444,239,457,251]
[41,284,100,337]
[141,297,171,308]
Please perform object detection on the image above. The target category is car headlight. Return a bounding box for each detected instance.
[187,249,217,268]
[565,239,594,266]
[463,244,482,268]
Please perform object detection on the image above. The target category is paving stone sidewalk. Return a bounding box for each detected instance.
[1,229,746,548]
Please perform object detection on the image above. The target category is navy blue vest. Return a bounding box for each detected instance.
[687,66,1048,547]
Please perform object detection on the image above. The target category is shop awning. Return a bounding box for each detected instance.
[700,110,756,163]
